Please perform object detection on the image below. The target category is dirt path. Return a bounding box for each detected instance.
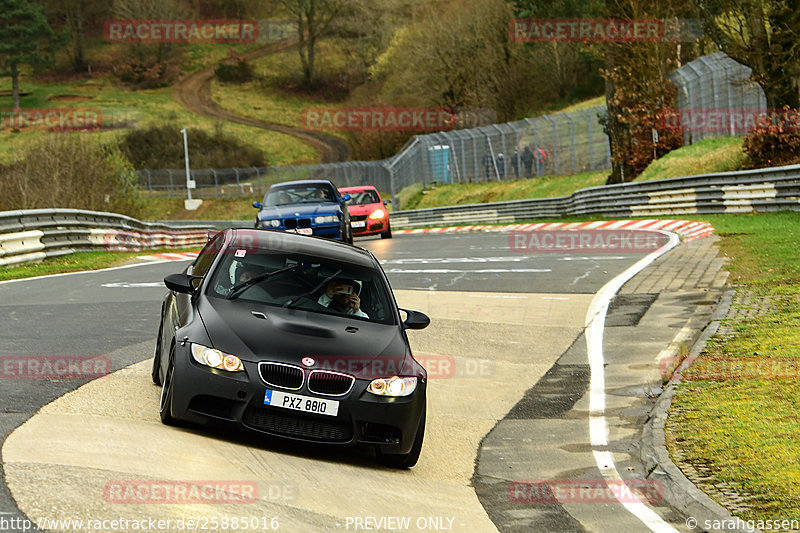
[174,40,351,163]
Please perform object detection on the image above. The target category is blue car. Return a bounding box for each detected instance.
[253,180,353,243]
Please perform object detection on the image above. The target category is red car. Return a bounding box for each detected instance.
[339,186,392,239]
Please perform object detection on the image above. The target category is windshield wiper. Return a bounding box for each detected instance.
[227,264,300,300]
[283,268,341,309]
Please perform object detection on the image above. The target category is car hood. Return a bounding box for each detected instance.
[257,203,339,220]
[347,204,382,216]
[197,296,422,379]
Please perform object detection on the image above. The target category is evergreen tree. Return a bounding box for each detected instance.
[0,0,58,110]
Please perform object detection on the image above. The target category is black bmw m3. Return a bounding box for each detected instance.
[152,228,431,468]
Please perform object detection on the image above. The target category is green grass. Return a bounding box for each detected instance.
[139,197,258,221]
[667,211,800,521]
[210,40,353,145]
[0,247,201,282]
[635,137,747,182]
[0,72,316,167]
[399,171,607,210]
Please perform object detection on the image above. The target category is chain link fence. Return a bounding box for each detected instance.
[668,52,767,144]
[139,105,611,208]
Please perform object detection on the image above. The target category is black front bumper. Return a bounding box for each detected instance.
[168,345,426,455]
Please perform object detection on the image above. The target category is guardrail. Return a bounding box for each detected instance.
[389,164,800,227]
[0,209,212,268]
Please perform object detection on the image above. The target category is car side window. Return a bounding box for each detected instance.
[190,232,224,279]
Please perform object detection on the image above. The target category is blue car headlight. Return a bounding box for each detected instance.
[260,219,281,228]
[314,215,338,224]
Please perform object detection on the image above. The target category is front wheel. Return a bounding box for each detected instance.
[151,317,164,386]
[377,405,425,469]
[381,224,392,239]
[159,345,178,426]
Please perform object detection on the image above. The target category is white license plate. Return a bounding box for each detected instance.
[288,228,313,235]
[351,221,366,228]
[264,389,339,416]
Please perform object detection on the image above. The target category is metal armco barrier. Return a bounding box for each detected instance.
[389,164,800,227]
[0,209,211,268]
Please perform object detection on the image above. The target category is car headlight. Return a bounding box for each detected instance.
[191,343,244,372]
[261,219,281,228]
[368,209,386,220]
[367,376,417,397]
[314,215,338,224]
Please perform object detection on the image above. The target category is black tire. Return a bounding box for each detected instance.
[381,224,392,239]
[377,405,425,469]
[159,345,178,426]
[151,319,164,386]
[345,224,354,245]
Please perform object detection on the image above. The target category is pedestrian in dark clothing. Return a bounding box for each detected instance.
[481,153,493,179]
[511,149,520,179]
[521,146,534,179]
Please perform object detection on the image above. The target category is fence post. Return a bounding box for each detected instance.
[565,113,576,175]
[543,115,558,175]
[212,169,219,198]
[167,169,174,196]
[579,109,594,171]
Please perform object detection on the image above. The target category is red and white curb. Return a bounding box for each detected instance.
[137,252,199,262]
[393,219,714,242]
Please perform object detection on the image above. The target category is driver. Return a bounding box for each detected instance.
[318,279,368,318]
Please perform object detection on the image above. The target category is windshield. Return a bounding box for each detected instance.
[346,190,381,205]
[207,249,395,325]
[263,185,335,206]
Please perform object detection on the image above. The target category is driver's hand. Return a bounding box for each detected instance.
[346,294,361,313]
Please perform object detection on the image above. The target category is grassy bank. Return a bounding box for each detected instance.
[667,211,800,520]
[635,137,747,182]
[0,247,200,282]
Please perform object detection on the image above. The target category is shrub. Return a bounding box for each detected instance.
[743,109,800,168]
[118,123,267,169]
[0,134,143,217]
[215,59,254,83]
[117,55,177,89]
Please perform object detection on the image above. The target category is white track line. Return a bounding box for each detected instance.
[584,228,681,533]
[0,259,190,286]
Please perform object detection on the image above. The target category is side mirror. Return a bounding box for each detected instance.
[164,273,197,294]
[340,194,351,203]
[400,308,430,330]
[253,201,262,209]
[383,199,392,205]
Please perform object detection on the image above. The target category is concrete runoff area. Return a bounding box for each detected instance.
[3,290,592,532]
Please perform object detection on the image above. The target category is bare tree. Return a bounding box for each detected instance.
[272,0,351,87]
[45,0,112,72]
[372,0,530,122]
[693,0,800,108]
